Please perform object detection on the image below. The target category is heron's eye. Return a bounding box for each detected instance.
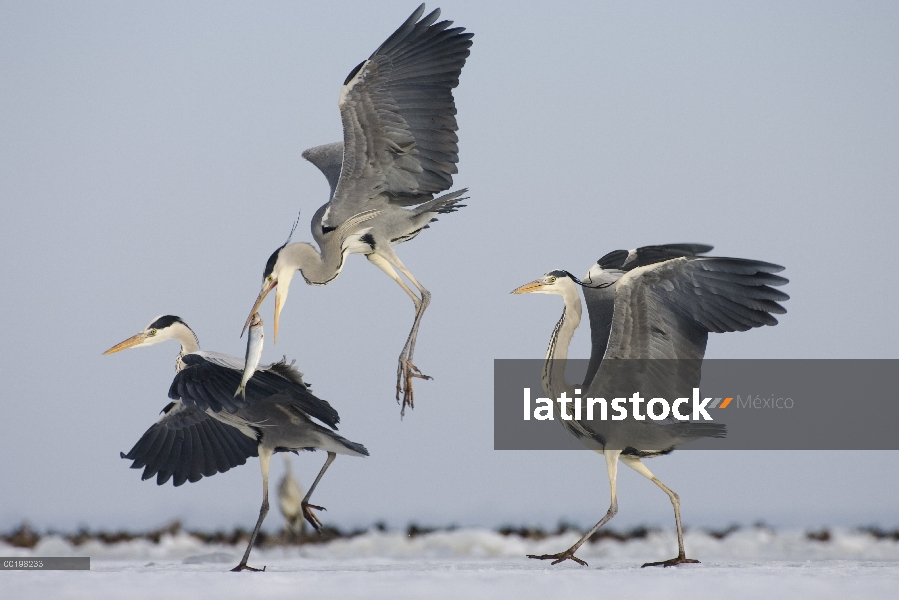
[266,276,273,282]
[148,329,157,336]
[547,276,556,284]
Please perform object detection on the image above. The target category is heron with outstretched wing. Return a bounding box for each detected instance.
[244,4,473,415]
[104,315,368,572]
[513,248,789,567]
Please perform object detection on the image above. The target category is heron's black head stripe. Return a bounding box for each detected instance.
[263,245,285,279]
[148,315,185,330]
[546,269,582,282]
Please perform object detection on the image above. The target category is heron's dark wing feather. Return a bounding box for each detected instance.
[327,5,473,225]
[582,284,618,389]
[120,402,258,487]
[265,357,310,388]
[170,354,340,430]
[172,425,194,486]
[604,256,789,362]
[654,243,715,256]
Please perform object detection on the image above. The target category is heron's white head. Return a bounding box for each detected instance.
[243,245,296,344]
[103,315,199,354]
[511,270,581,298]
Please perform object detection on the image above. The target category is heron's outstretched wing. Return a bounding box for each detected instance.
[582,244,715,389]
[120,401,259,487]
[302,142,344,200]
[324,4,473,227]
[581,256,784,449]
[603,256,789,362]
[169,354,340,429]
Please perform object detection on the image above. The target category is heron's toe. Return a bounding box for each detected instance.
[527,551,588,567]
[641,557,700,568]
[403,359,432,381]
[301,502,326,532]
[230,563,266,572]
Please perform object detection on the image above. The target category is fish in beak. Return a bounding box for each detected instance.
[243,280,275,337]
[242,278,288,344]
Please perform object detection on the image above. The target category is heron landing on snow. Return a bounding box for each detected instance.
[512,245,789,567]
[244,4,474,415]
[104,315,368,572]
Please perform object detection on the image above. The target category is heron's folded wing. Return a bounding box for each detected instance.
[170,353,340,430]
[120,402,258,487]
[249,364,340,430]
[325,4,473,226]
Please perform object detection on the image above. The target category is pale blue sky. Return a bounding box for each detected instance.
[1,1,898,532]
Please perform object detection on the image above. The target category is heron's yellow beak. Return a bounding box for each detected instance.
[243,280,276,337]
[273,286,284,345]
[511,280,545,294]
[103,332,147,355]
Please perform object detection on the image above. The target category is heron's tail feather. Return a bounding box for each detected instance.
[677,422,727,440]
[328,432,370,457]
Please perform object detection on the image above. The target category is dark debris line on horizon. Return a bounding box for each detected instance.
[2,521,896,550]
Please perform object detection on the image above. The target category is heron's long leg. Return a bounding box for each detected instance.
[368,249,432,414]
[620,456,699,568]
[366,253,421,308]
[381,250,430,361]
[528,450,621,566]
[232,446,272,572]
[299,451,336,532]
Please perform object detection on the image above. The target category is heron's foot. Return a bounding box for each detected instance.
[527,550,588,567]
[404,360,432,381]
[396,359,432,416]
[641,556,700,568]
[230,563,266,572]
[302,501,326,532]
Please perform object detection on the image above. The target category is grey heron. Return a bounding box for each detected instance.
[103,315,368,572]
[512,250,789,567]
[278,454,307,538]
[244,4,473,415]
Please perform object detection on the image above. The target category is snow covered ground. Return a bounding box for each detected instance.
[3,528,899,599]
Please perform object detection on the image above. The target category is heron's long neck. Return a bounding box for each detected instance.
[284,242,345,285]
[171,325,200,372]
[541,290,582,399]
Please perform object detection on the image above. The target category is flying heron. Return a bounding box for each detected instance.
[103,315,368,572]
[244,4,474,414]
[512,249,789,567]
